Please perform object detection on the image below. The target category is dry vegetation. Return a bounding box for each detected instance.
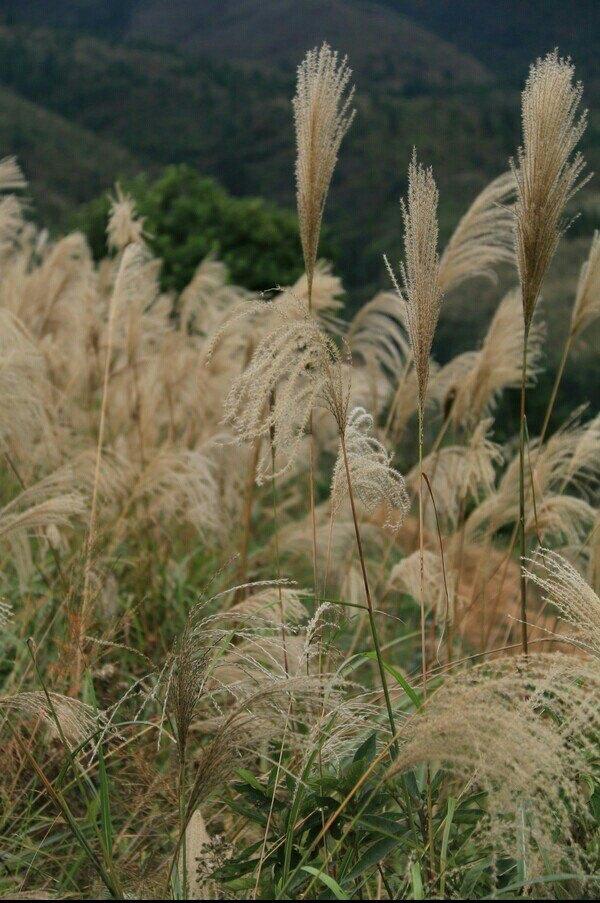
[0,45,599,900]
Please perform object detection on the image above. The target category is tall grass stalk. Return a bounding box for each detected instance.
[74,245,138,691]
[518,330,530,654]
[340,433,398,755]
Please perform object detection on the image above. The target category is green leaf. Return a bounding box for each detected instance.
[357,814,407,841]
[410,861,424,899]
[439,796,456,897]
[353,731,377,764]
[84,674,113,861]
[235,768,268,795]
[224,797,268,826]
[344,835,400,882]
[301,865,348,900]
[363,652,422,708]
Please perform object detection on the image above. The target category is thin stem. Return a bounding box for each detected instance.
[178,760,188,899]
[269,392,289,678]
[308,416,319,599]
[519,328,529,655]
[74,253,123,692]
[417,405,435,880]
[417,404,428,693]
[236,435,261,593]
[307,276,319,608]
[538,329,573,447]
[340,433,398,757]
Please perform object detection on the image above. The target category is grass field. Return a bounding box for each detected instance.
[0,40,599,901]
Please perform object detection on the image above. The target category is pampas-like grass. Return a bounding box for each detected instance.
[331,406,409,532]
[438,171,515,293]
[571,230,600,337]
[0,156,26,192]
[412,419,503,531]
[434,289,544,427]
[385,149,443,411]
[107,186,145,252]
[220,294,347,482]
[293,44,355,302]
[467,413,600,544]
[388,654,600,880]
[525,548,600,657]
[512,51,588,652]
[0,42,599,901]
[1,690,99,745]
[512,51,587,331]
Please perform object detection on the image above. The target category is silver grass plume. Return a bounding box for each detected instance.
[388,654,600,881]
[433,289,544,427]
[1,691,99,745]
[512,51,588,330]
[0,156,26,192]
[107,185,145,252]
[293,43,355,301]
[220,294,348,482]
[570,230,600,337]
[438,171,516,293]
[466,413,600,543]
[385,149,443,409]
[525,548,600,658]
[411,418,503,530]
[331,406,409,531]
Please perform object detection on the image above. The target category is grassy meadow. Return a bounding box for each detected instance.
[1,39,600,901]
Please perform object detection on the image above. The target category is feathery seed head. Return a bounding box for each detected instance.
[332,406,409,531]
[385,149,443,409]
[293,43,355,301]
[571,230,600,336]
[526,548,600,657]
[107,186,145,252]
[0,156,26,193]
[438,171,516,293]
[512,51,588,330]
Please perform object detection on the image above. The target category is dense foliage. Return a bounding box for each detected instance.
[76,165,307,291]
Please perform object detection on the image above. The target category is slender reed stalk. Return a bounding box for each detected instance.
[511,51,587,653]
[339,433,398,756]
[518,332,529,654]
[74,244,140,692]
[269,392,289,678]
[236,435,261,593]
[417,405,428,689]
[538,330,571,447]
[293,43,354,611]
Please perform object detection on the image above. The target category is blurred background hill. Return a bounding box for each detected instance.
[0,0,598,424]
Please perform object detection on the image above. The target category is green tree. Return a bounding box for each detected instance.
[75,165,313,292]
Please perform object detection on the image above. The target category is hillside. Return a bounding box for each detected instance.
[0,1,597,422]
[0,82,140,222]
[126,0,493,89]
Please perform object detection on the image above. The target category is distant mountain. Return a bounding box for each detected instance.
[126,0,492,89]
[0,1,597,297]
[0,22,527,289]
[0,0,597,420]
[7,1,596,94]
[389,1,599,94]
[0,82,139,221]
